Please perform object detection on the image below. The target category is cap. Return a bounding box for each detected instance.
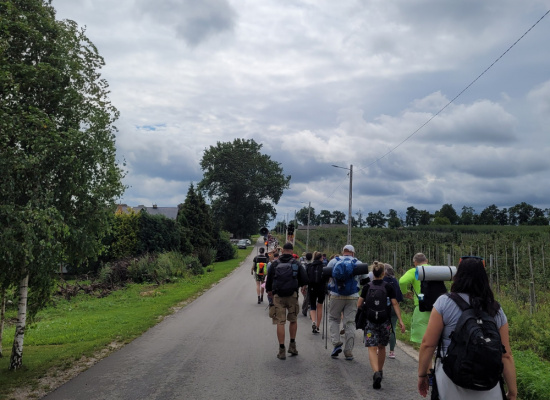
[283,242,293,250]
[343,244,355,253]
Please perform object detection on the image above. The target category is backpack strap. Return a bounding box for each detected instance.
[446,292,471,311]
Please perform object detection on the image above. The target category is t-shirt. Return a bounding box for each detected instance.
[360,279,397,301]
[433,293,507,356]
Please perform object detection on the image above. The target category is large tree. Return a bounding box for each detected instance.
[0,0,125,369]
[198,139,290,238]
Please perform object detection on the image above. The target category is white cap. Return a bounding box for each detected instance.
[343,244,355,253]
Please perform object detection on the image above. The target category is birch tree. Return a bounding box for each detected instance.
[0,0,125,369]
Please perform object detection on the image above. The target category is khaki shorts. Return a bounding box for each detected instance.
[272,293,299,325]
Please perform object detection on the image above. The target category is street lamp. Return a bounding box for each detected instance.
[331,164,353,244]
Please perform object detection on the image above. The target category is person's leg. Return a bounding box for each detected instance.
[368,346,379,371]
[389,312,397,354]
[277,323,285,344]
[316,303,323,329]
[255,280,260,297]
[289,320,297,339]
[309,289,317,328]
[377,344,386,372]
[328,298,344,346]
[342,299,357,353]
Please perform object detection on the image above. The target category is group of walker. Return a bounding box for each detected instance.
[252,242,517,399]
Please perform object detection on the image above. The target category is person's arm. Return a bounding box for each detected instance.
[357,296,364,308]
[391,299,406,333]
[251,258,256,275]
[417,309,443,398]
[499,323,517,400]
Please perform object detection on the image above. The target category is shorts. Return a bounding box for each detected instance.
[364,320,391,347]
[272,293,299,325]
[254,273,265,283]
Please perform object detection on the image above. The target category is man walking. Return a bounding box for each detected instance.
[266,242,308,360]
[399,253,431,343]
[252,247,269,304]
[327,244,366,361]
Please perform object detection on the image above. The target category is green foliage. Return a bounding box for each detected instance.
[111,209,140,259]
[0,0,125,323]
[137,210,181,255]
[178,183,215,251]
[514,350,550,400]
[214,230,236,262]
[198,138,290,238]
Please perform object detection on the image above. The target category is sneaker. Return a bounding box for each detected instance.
[331,343,343,358]
[277,346,286,360]
[288,342,298,356]
[344,350,354,360]
[340,328,345,335]
[373,372,382,389]
[312,322,317,333]
[389,351,395,359]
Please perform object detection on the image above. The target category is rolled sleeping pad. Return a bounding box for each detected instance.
[322,263,370,278]
[415,265,457,281]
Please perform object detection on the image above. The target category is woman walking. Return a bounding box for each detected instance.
[307,251,326,333]
[417,256,517,399]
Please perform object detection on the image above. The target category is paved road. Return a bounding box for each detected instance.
[44,243,421,400]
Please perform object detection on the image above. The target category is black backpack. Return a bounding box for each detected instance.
[417,280,447,312]
[363,282,390,323]
[439,293,504,391]
[307,261,324,284]
[272,260,299,297]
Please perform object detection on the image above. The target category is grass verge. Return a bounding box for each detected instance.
[0,247,252,399]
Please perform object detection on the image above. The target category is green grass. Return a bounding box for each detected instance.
[0,247,251,399]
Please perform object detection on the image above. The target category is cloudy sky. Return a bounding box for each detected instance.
[52,0,550,226]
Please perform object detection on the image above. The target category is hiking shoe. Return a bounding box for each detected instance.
[277,346,286,360]
[331,343,343,358]
[389,351,395,359]
[373,372,382,389]
[344,350,354,360]
[288,342,298,356]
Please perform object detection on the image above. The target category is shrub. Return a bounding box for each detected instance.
[196,247,216,268]
[184,255,203,275]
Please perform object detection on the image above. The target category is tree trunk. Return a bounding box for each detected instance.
[9,274,29,370]
[0,287,5,358]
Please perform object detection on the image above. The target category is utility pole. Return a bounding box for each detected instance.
[306,201,311,252]
[332,164,353,244]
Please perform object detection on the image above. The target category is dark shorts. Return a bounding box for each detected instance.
[308,285,326,310]
[364,320,392,347]
[254,273,265,283]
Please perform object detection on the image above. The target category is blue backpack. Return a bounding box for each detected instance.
[329,256,358,295]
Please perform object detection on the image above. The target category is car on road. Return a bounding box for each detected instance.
[237,239,248,249]
[245,239,251,245]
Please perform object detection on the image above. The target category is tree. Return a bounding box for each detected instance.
[355,210,365,228]
[437,204,459,225]
[418,210,432,225]
[406,206,419,227]
[317,210,332,225]
[460,206,476,225]
[366,211,386,228]
[386,209,402,229]
[178,184,215,251]
[295,206,315,226]
[0,0,125,369]
[331,210,346,225]
[478,204,500,225]
[198,139,290,238]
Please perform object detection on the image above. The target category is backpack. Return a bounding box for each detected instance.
[272,260,300,297]
[255,255,269,276]
[307,261,324,284]
[363,282,390,323]
[329,256,358,295]
[417,280,447,312]
[439,293,504,391]
[383,276,403,303]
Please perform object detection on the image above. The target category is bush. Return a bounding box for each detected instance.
[196,247,217,268]
[215,237,236,261]
[184,255,203,275]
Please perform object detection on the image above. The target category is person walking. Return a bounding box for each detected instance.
[306,251,326,333]
[358,261,406,389]
[327,244,367,361]
[399,253,431,343]
[301,252,312,316]
[383,263,403,359]
[417,256,517,400]
[265,242,309,360]
[252,247,269,304]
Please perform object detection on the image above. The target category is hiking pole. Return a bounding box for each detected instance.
[324,294,329,349]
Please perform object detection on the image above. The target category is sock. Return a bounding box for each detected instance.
[290,339,295,343]
[280,344,285,349]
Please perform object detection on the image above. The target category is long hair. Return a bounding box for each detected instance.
[369,261,385,278]
[451,258,500,317]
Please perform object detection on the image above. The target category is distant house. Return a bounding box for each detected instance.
[116,204,179,220]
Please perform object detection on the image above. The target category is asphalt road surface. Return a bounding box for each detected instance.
[44,242,421,400]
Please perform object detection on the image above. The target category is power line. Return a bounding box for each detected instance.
[355,8,550,175]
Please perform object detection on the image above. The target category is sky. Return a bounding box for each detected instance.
[52,0,550,227]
